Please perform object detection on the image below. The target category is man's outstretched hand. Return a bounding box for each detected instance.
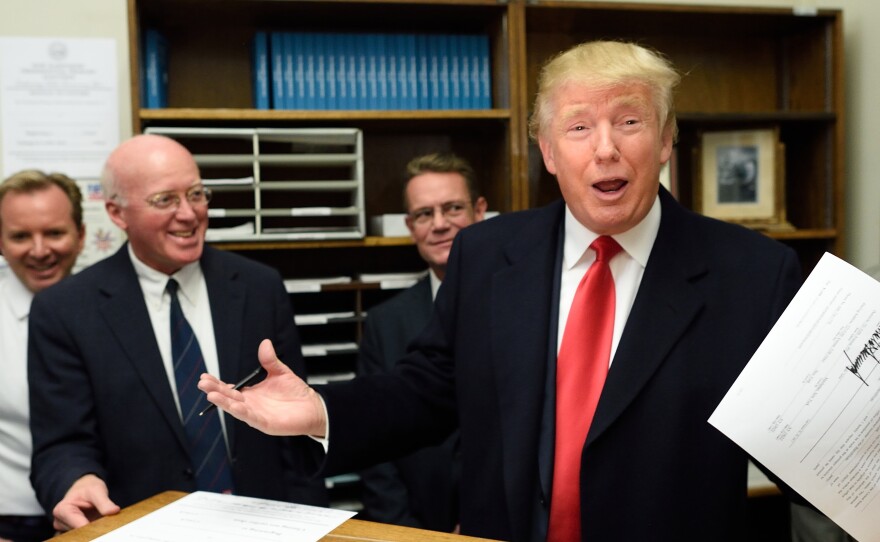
[198,339,327,437]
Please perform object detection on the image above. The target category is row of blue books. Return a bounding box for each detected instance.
[252,31,492,111]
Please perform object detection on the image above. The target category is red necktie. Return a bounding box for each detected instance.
[548,235,622,542]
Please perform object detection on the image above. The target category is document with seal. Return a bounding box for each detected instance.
[94,491,356,542]
[710,252,880,542]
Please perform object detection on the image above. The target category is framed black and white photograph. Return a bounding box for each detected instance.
[694,128,792,230]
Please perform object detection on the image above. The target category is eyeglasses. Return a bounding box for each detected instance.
[143,185,212,212]
[408,200,471,227]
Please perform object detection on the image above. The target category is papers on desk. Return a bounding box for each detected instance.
[94,491,355,542]
[709,253,880,542]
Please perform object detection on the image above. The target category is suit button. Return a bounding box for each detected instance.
[184,468,194,479]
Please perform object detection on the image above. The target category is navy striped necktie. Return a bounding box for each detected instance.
[167,278,234,493]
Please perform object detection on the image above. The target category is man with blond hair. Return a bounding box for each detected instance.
[201,41,802,541]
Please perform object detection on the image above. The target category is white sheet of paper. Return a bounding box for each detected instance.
[0,37,118,178]
[93,492,356,542]
[709,252,880,542]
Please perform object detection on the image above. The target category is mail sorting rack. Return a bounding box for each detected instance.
[144,127,365,241]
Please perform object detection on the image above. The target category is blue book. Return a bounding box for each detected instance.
[333,33,348,109]
[476,34,491,109]
[293,32,306,110]
[428,34,443,109]
[270,32,284,109]
[314,32,327,110]
[394,34,409,110]
[385,34,399,110]
[448,35,462,109]
[416,34,430,109]
[303,33,317,109]
[283,32,296,109]
[251,31,270,109]
[437,34,451,109]
[365,33,379,110]
[405,34,418,110]
[376,34,389,110]
[143,28,168,108]
[355,34,368,110]
[344,33,359,109]
[459,35,472,109]
[467,34,482,110]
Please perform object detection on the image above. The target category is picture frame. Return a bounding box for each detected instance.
[693,128,793,231]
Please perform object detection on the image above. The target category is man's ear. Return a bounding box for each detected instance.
[659,123,674,165]
[105,200,128,232]
[473,196,488,221]
[75,224,86,256]
[538,136,558,175]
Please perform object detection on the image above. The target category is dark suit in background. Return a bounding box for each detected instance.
[28,245,326,512]
[319,190,802,541]
[356,277,459,531]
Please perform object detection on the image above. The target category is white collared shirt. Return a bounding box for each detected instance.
[429,268,442,301]
[558,196,661,366]
[0,271,45,514]
[127,245,222,423]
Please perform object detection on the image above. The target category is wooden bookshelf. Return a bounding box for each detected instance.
[127,0,844,510]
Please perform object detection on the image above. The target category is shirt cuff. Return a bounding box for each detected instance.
[308,394,330,454]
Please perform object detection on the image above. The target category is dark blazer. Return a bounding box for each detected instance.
[356,277,459,532]
[28,245,326,512]
[319,189,802,542]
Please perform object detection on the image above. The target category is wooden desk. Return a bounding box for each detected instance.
[49,491,497,541]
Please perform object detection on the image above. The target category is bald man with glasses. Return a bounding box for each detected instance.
[27,134,327,533]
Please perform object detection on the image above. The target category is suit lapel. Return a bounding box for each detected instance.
[587,191,708,446]
[201,247,246,448]
[98,247,190,451]
[490,201,564,536]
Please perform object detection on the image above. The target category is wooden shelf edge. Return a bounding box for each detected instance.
[140,108,512,122]
[212,236,414,251]
[762,228,837,241]
[678,111,837,123]
[211,229,835,249]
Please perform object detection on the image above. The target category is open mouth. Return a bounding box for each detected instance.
[593,179,627,193]
[28,262,59,275]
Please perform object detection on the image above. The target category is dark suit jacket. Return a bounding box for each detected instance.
[28,245,326,512]
[356,277,459,531]
[318,189,802,542]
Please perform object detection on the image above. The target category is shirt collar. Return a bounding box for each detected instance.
[127,244,204,310]
[2,271,34,321]
[563,194,661,270]
[429,268,442,300]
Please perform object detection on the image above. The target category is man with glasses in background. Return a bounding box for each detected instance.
[357,153,487,532]
[27,134,326,534]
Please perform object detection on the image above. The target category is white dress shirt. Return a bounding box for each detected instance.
[558,196,661,365]
[127,246,226,438]
[0,271,45,515]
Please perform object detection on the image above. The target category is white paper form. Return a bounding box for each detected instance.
[94,491,356,542]
[709,253,880,542]
[0,37,118,178]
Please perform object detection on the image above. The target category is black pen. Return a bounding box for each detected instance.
[199,366,265,416]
